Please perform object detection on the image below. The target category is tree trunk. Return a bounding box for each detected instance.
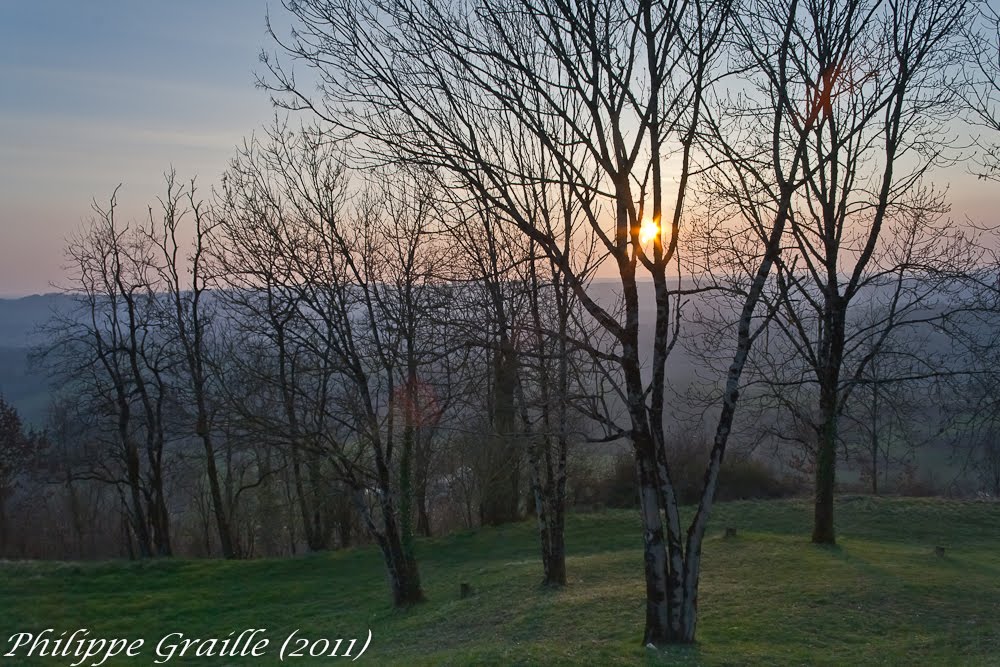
[415,493,432,538]
[121,507,136,561]
[385,542,424,606]
[336,491,353,548]
[414,440,432,537]
[197,419,237,558]
[813,301,845,545]
[481,342,521,525]
[0,490,7,556]
[353,488,425,606]
[869,389,880,495]
[634,446,671,645]
[527,436,566,587]
[290,444,328,552]
[124,445,152,558]
[399,409,417,580]
[308,449,333,549]
[547,514,566,586]
[813,405,838,544]
[149,477,172,557]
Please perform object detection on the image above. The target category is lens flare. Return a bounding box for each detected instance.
[638,219,660,245]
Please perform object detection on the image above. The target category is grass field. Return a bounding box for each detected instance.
[1,497,998,666]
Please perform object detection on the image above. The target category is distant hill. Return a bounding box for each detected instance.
[0,282,978,438]
[0,345,49,428]
[0,293,69,348]
[0,293,75,427]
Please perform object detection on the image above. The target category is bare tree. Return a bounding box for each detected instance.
[208,177,337,556]
[211,122,451,605]
[144,173,240,559]
[519,246,595,587]
[258,0,823,645]
[354,167,458,575]
[747,0,969,543]
[838,335,944,495]
[946,291,1000,497]
[687,0,975,544]
[44,190,176,557]
[454,207,529,528]
[963,3,1000,180]
[444,184,598,584]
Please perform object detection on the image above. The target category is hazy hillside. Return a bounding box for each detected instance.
[0,284,977,451]
[0,345,49,427]
[0,294,72,426]
[0,286,705,430]
[0,293,66,347]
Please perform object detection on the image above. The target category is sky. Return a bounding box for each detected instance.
[0,1,281,297]
[1,3,998,298]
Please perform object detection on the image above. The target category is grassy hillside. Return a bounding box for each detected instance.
[1,497,998,666]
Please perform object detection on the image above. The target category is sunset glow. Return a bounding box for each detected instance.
[638,219,660,246]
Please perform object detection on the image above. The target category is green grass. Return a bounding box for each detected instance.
[2,497,998,665]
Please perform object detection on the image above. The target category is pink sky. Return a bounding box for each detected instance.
[1,3,997,298]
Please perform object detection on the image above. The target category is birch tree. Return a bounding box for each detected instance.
[259,0,802,645]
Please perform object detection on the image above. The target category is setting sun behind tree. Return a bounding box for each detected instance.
[638,218,660,246]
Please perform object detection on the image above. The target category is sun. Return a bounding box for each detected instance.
[638,218,660,246]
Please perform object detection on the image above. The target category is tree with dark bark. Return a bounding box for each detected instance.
[146,174,239,559]
[518,246,593,587]
[838,336,942,495]
[724,0,971,544]
[211,123,451,606]
[44,191,176,558]
[442,201,540,532]
[0,395,45,553]
[208,187,338,555]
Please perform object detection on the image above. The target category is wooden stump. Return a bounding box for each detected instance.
[460,582,473,598]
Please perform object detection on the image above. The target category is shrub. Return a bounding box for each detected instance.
[579,438,803,509]
[715,457,802,502]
